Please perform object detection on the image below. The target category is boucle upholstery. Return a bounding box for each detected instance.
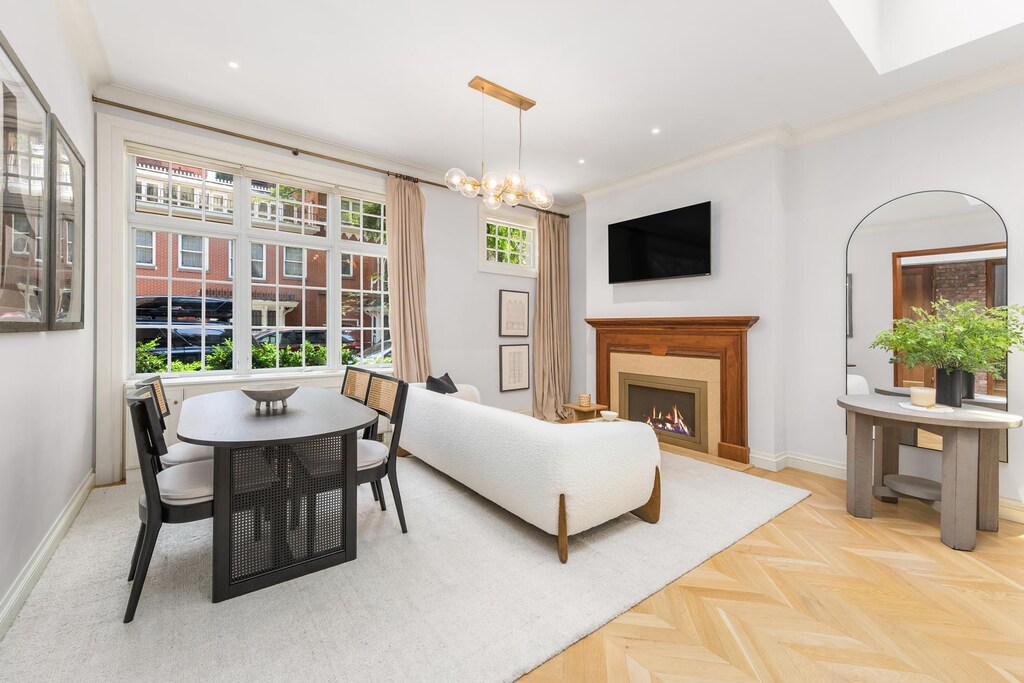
[400,385,660,536]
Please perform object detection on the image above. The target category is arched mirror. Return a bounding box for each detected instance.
[846,190,1008,459]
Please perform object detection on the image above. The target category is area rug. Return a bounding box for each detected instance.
[0,453,807,681]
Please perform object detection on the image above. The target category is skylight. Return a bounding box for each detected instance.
[828,0,1024,74]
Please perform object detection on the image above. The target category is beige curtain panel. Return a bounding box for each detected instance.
[533,211,571,421]
[385,177,432,382]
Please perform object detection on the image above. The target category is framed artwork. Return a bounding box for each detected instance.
[0,30,50,332]
[499,343,530,392]
[499,289,529,337]
[49,114,85,330]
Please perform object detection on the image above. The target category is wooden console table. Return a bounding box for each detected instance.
[837,394,1021,551]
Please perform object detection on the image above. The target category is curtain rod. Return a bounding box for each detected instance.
[93,96,570,219]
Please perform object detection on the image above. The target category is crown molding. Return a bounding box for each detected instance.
[93,84,449,186]
[52,0,112,91]
[582,124,793,202]
[582,58,1024,203]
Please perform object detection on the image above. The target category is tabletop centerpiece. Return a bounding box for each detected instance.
[240,383,299,415]
[870,298,1024,407]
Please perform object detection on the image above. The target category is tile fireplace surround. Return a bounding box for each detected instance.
[586,317,759,463]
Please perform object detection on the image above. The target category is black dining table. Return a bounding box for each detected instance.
[177,386,378,602]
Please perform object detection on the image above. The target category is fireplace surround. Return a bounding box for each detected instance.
[619,372,709,453]
[587,316,759,462]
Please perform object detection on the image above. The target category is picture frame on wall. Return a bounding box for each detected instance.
[48,114,85,330]
[0,30,50,333]
[499,343,530,392]
[499,289,529,337]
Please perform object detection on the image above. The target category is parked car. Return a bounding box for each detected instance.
[252,329,359,352]
[136,295,233,323]
[136,322,233,363]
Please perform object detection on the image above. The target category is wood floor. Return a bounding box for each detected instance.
[522,464,1024,682]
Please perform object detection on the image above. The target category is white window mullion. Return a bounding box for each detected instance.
[327,193,340,370]
[234,175,253,373]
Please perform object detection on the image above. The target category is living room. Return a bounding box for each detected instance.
[2,1,1024,680]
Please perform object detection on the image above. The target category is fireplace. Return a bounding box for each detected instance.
[619,372,709,453]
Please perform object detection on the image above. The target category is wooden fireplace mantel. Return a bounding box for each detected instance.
[586,316,759,463]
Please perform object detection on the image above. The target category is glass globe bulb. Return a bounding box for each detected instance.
[460,177,480,198]
[501,190,520,207]
[481,171,505,195]
[526,185,544,206]
[483,193,502,210]
[505,170,526,192]
[536,191,554,210]
[444,168,466,191]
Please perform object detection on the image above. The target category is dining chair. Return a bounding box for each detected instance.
[297,373,410,545]
[136,375,214,468]
[124,390,278,622]
[341,367,372,404]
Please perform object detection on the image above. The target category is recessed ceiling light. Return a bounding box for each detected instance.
[651,127,660,135]
[578,159,585,164]
[228,61,239,69]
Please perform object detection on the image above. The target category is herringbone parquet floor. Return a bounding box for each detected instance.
[522,465,1024,682]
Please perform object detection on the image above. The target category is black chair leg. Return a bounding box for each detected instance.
[375,480,387,511]
[370,481,379,501]
[128,522,146,581]
[388,472,407,533]
[124,521,160,623]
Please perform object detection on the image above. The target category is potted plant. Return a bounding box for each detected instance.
[870,298,1024,407]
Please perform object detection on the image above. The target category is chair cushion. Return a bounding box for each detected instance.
[161,441,214,467]
[155,460,214,501]
[357,438,389,470]
[299,438,388,477]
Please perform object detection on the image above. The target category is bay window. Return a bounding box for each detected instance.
[129,151,389,376]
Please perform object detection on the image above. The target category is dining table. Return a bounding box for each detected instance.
[177,386,378,602]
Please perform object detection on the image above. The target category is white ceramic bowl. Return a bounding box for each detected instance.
[600,410,618,421]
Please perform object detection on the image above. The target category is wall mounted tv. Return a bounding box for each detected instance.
[608,201,711,284]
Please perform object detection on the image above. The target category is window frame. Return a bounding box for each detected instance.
[478,206,538,278]
[135,229,156,267]
[176,234,208,271]
[126,150,389,379]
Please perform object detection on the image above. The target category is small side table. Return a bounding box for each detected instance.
[562,402,608,422]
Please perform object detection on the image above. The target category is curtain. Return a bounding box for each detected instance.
[533,211,571,421]
[385,176,432,382]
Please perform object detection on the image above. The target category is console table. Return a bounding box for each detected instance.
[837,394,1021,551]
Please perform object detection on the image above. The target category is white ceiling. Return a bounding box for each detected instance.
[84,0,1024,204]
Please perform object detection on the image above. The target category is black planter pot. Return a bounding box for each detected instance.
[962,372,976,400]
[935,368,965,407]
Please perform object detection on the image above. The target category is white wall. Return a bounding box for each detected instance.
[582,80,1024,504]
[787,80,1024,502]
[0,0,96,605]
[584,145,788,457]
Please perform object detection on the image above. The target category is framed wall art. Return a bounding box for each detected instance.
[499,289,529,337]
[499,343,530,392]
[0,30,50,332]
[49,114,85,330]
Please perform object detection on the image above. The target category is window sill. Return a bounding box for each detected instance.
[126,366,392,389]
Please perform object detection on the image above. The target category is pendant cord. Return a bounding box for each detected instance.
[480,92,485,178]
[518,108,523,171]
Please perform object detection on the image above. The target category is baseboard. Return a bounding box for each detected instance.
[0,469,95,641]
[756,450,1024,524]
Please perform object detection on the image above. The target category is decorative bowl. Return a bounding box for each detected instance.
[600,410,618,421]
[241,383,299,414]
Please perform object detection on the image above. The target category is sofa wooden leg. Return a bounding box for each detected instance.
[631,467,661,524]
[557,494,568,564]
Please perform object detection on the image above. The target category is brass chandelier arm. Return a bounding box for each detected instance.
[92,95,569,218]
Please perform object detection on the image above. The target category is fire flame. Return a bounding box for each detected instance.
[644,404,692,436]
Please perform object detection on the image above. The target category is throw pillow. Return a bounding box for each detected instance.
[426,373,458,394]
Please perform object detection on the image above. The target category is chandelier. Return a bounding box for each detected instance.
[445,76,554,211]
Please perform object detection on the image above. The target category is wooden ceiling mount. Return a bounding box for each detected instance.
[468,76,536,111]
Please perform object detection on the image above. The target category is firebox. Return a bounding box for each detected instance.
[618,372,709,453]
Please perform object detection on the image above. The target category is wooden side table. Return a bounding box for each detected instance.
[837,394,1022,551]
[562,402,608,422]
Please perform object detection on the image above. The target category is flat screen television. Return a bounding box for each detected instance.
[607,201,711,284]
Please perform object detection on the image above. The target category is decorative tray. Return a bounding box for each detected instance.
[898,401,954,414]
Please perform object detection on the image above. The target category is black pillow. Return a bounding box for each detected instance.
[426,373,458,394]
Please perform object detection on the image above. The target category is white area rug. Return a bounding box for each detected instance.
[0,453,807,682]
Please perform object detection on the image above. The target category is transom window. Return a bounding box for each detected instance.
[129,152,389,376]
[479,214,537,277]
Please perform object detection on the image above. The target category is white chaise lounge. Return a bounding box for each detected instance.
[399,384,662,562]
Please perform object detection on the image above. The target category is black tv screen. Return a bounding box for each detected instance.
[608,202,711,284]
